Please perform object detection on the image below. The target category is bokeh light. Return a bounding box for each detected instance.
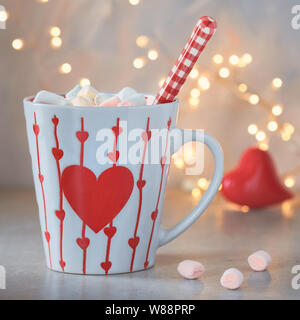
[80,78,91,87]
[213,54,224,64]
[59,63,72,74]
[133,57,145,69]
[198,76,210,90]
[219,67,230,78]
[12,39,24,50]
[248,124,258,135]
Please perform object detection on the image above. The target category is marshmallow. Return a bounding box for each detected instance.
[248,250,272,271]
[220,268,244,290]
[71,96,93,107]
[117,87,137,101]
[177,260,205,280]
[146,95,156,105]
[126,93,146,106]
[33,90,72,106]
[65,85,81,100]
[99,96,121,107]
[77,85,99,102]
[94,93,114,106]
[118,100,134,107]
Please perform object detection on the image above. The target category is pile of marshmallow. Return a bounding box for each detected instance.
[33,85,153,107]
[177,250,272,290]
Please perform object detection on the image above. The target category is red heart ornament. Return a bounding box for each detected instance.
[76,237,90,250]
[52,148,64,160]
[128,236,140,249]
[39,174,44,183]
[221,147,293,208]
[100,261,112,273]
[61,165,134,233]
[59,260,66,269]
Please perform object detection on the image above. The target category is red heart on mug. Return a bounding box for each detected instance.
[141,131,151,142]
[44,231,50,242]
[52,148,64,161]
[33,124,40,136]
[76,237,90,250]
[221,147,293,208]
[59,260,66,269]
[55,209,65,221]
[128,236,140,249]
[151,209,158,220]
[76,131,89,143]
[100,261,112,273]
[112,126,123,137]
[62,165,134,233]
[136,180,146,189]
[104,226,117,238]
[52,116,59,126]
[39,174,44,183]
[107,150,120,163]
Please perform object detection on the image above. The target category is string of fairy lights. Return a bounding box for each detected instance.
[2,0,298,205]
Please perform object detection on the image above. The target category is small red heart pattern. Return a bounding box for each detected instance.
[59,260,66,269]
[128,236,140,249]
[136,180,146,189]
[112,126,123,137]
[76,131,89,143]
[107,150,120,163]
[55,209,65,221]
[61,165,134,233]
[76,237,90,250]
[52,116,59,126]
[141,131,151,142]
[52,148,64,161]
[33,124,40,136]
[100,261,112,273]
[104,226,117,238]
[44,231,50,242]
[221,147,293,208]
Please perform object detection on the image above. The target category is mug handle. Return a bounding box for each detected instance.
[158,129,224,247]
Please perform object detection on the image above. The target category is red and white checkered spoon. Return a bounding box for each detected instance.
[153,16,217,104]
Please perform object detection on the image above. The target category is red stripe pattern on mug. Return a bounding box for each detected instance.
[154,16,217,104]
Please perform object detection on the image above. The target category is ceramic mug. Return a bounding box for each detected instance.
[23,96,223,275]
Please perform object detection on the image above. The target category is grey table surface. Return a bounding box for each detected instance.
[0,188,299,300]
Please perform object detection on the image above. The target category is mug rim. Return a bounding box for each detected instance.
[23,95,179,111]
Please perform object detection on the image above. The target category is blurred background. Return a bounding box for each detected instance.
[0,0,299,200]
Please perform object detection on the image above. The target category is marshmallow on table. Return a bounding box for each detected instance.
[220,268,244,290]
[71,96,94,107]
[65,85,81,100]
[33,90,72,106]
[177,260,205,279]
[248,250,271,271]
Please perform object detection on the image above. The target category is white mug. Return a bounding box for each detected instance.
[23,96,223,275]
